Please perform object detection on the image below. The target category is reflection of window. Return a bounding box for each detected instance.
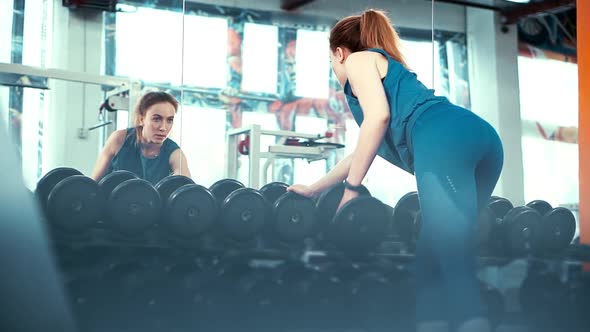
[518,57,578,125]
[115,7,184,84]
[241,23,278,94]
[116,111,129,130]
[518,57,578,206]
[168,106,226,187]
[182,15,228,88]
[295,29,330,99]
[400,39,441,92]
[116,10,228,87]
[23,0,50,67]
[0,0,13,63]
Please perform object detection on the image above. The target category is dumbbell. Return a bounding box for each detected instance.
[155,175,218,240]
[391,191,420,247]
[98,170,164,237]
[97,170,138,217]
[525,200,577,255]
[317,182,390,253]
[260,182,317,247]
[486,196,514,255]
[393,194,505,253]
[209,178,267,243]
[490,205,543,257]
[35,167,102,233]
[103,176,161,236]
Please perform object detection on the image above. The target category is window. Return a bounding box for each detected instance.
[115,7,184,84]
[518,56,578,206]
[295,29,330,99]
[23,0,51,67]
[0,0,13,63]
[401,39,442,92]
[182,15,228,88]
[241,23,278,94]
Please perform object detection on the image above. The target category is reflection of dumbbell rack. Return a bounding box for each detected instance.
[226,124,344,189]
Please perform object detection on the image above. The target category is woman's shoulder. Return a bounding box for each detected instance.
[106,128,135,155]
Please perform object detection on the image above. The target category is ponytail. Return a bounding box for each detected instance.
[330,9,409,68]
[360,9,408,68]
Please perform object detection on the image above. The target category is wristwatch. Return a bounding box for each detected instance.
[343,179,363,192]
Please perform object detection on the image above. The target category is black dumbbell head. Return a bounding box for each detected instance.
[316,182,371,232]
[98,170,138,201]
[35,167,83,214]
[271,191,317,243]
[209,178,245,204]
[260,182,289,205]
[392,191,420,244]
[219,187,266,241]
[46,175,101,233]
[107,178,161,235]
[328,195,390,253]
[164,184,218,238]
[155,175,195,206]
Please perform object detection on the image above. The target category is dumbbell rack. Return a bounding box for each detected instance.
[226,124,343,189]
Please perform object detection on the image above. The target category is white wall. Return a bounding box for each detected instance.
[43,5,105,176]
[466,8,525,205]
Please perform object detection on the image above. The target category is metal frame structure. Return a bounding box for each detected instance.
[226,124,343,189]
[0,62,141,142]
[0,62,132,87]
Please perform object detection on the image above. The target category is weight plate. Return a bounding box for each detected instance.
[538,207,577,253]
[272,191,317,243]
[107,179,161,235]
[98,170,138,202]
[488,196,514,220]
[526,200,553,216]
[35,167,83,214]
[47,175,101,232]
[220,188,267,241]
[155,175,195,204]
[329,196,390,252]
[209,178,245,203]
[316,182,370,232]
[392,191,420,244]
[503,206,541,257]
[260,182,289,205]
[165,184,218,238]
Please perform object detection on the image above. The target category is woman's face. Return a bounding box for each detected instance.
[140,102,176,144]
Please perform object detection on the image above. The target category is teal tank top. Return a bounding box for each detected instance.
[343,48,449,174]
[106,128,180,185]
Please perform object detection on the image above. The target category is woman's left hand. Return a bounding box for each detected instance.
[337,188,360,213]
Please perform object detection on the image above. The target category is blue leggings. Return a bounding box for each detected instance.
[411,103,504,325]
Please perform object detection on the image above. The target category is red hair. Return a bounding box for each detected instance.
[329,9,409,69]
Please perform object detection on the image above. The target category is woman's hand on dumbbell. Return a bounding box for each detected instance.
[286,184,316,198]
